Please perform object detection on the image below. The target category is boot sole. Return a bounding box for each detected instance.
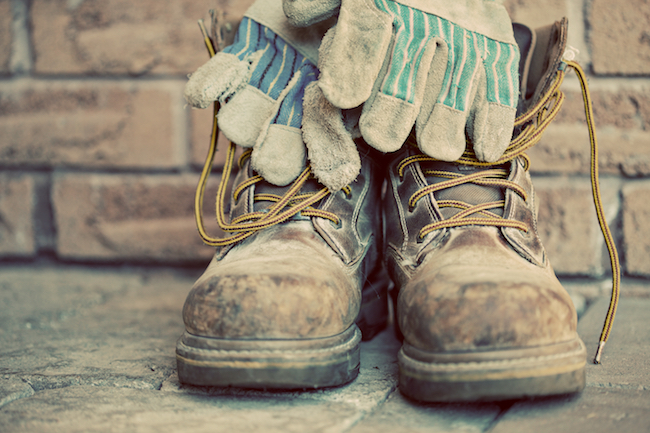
[176,325,361,389]
[398,337,587,402]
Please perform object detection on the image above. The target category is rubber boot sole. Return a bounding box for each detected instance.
[398,337,587,402]
[177,325,361,389]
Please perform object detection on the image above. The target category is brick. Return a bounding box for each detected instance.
[52,173,224,262]
[0,0,11,74]
[0,79,184,169]
[528,86,650,176]
[31,0,253,76]
[622,181,650,276]
[190,106,235,168]
[533,176,620,277]
[528,123,650,176]
[555,89,640,130]
[503,0,568,29]
[589,0,650,75]
[0,173,35,257]
[560,279,650,301]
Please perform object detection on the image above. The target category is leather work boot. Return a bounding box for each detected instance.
[176,140,389,389]
[385,19,593,402]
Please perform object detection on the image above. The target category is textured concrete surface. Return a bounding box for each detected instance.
[0,265,648,432]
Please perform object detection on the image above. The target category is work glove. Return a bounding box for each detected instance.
[302,0,520,189]
[184,0,329,186]
[283,0,341,27]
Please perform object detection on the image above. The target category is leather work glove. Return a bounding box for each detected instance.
[302,0,520,189]
[184,0,329,186]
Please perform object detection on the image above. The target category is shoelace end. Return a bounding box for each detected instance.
[593,341,606,364]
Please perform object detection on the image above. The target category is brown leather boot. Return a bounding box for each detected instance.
[386,19,595,402]
[176,141,388,389]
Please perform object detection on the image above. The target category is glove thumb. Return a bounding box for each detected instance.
[303,82,361,192]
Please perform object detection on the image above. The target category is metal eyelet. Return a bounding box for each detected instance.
[330,219,342,229]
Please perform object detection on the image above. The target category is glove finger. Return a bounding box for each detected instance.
[251,63,318,185]
[303,82,361,192]
[218,84,276,148]
[360,12,442,153]
[184,17,268,109]
[283,0,341,27]
[467,37,519,162]
[418,105,468,161]
[184,52,251,109]
[220,24,309,147]
[416,37,448,144]
[251,124,307,186]
[318,0,393,109]
[417,21,480,160]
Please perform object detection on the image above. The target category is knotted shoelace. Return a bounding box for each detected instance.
[193,20,619,364]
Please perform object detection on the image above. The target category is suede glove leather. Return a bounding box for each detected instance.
[184,0,329,187]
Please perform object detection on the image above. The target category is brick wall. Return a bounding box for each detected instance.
[1,0,648,286]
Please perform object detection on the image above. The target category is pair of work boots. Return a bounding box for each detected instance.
[176,19,588,402]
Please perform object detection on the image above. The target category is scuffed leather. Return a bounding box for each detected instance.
[385,147,578,353]
[183,141,383,340]
[395,227,576,352]
[384,145,447,289]
[501,157,546,267]
[522,18,568,111]
[314,145,382,266]
[184,222,361,339]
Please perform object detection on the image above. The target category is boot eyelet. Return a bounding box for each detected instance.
[330,219,343,229]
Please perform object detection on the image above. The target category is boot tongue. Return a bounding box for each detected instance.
[425,161,507,219]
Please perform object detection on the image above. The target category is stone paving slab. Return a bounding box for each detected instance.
[0,377,33,410]
[1,266,649,432]
[0,266,191,395]
[489,387,650,433]
[0,266,402,432]
[0,385,362,433]
[577,297,650,389]
[0,332,400,433]
[347,392,504,433]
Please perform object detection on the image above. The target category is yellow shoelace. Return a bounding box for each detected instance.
[193,20,619,364]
